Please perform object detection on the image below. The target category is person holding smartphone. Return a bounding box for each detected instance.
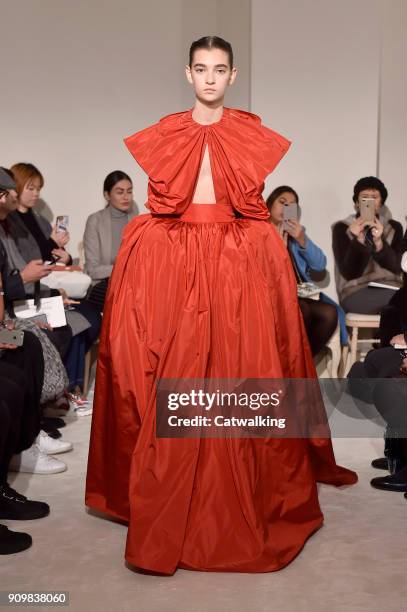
[0,175,51,553]
[266,186,343,354]
[8,163,71,264]
[332,176,403,314]
[1,167,100,396]
[7,163,92,300]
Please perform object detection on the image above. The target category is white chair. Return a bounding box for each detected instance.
[341,312,380,376]
[314,322,342,378]
[83,340,99,396]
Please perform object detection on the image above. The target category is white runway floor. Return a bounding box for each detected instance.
[2,411,407,612]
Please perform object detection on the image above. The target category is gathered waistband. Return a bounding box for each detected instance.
[178,203,237,223]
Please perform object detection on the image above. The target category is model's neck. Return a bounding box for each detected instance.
[17,204,29,214]
[192,99,224,125]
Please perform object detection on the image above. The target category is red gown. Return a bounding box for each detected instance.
[85,107,357,574]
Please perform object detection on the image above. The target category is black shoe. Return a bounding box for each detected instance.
[44,428,62,440]
[41,416,66,430]
[0,524,32,554]
[371,457,388,470]
[0,485,50,520]
[370,466,407,492]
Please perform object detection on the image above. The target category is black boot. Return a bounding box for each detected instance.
[384,428,407,474]
[0,524,32,554]
[0,484,50,520]
[371,465,407,492]
[371,435,407,491]
[371,457,388,470]
[371,431,395,471]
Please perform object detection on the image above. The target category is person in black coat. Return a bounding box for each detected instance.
[0,171,49,554]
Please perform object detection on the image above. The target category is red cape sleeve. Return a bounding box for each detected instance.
[214,109,291,219]
[123,122,162,178]
[256,123,291,180]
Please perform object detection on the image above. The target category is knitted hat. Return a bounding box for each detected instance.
[353,176,388,204]
[0,167,16,192]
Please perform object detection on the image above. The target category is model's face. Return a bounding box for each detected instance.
[0,191,7,207]
[185,48,237,105]
[356,188,382,214]
[20,177,42,209]
[269,191,298,224]
[105,179,133,212]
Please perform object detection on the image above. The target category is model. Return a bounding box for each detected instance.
[86,36,357,575]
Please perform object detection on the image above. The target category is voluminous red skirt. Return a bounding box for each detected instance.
[85,203,357,574]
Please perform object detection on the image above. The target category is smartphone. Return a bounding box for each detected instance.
[359,198,375,223]
[29,313,48,324]
[283,203,298,230]
[56,215,69,233]
[0,327,25,347]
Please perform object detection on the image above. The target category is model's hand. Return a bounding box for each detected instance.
[51,248,70,264]
[390,334,406,347]
[349,217,367,244]
[285,219,306,248]
[51,227,70,248]
[20,260,52,283]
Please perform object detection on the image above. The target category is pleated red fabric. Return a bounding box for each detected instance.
[85,107,357,574]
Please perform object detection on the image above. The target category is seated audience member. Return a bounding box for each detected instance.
[0,169,72,357]
[84,171,137,312]
[0,367,49,554]
[9,162,91,299]
[332,176,403,314]
[348,345,407,497]
[0,175,51,555]
[266,186,342,355]
[0,170,71,473]
[379,244,407,346]
[0,167,101,395]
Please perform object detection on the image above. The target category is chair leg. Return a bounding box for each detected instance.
[340,344,349,377]
[349,326,359,369]
[329,342,341,378]
[83,349,91,396]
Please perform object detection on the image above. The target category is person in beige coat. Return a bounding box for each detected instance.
[84,171,137,311]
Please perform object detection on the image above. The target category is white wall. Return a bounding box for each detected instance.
[379,0,407,228]
[1,0,185,255]
[251,0,381,298]
[1,0,249,259]
[2,0,406,293]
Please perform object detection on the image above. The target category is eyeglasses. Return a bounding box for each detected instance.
[0,190,9,198]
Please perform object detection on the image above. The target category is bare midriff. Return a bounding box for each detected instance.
[191,145,217,205]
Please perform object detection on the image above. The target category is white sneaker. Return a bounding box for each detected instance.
[35,430,73,455]
[9,446,67,474]
[74,404,93,417]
